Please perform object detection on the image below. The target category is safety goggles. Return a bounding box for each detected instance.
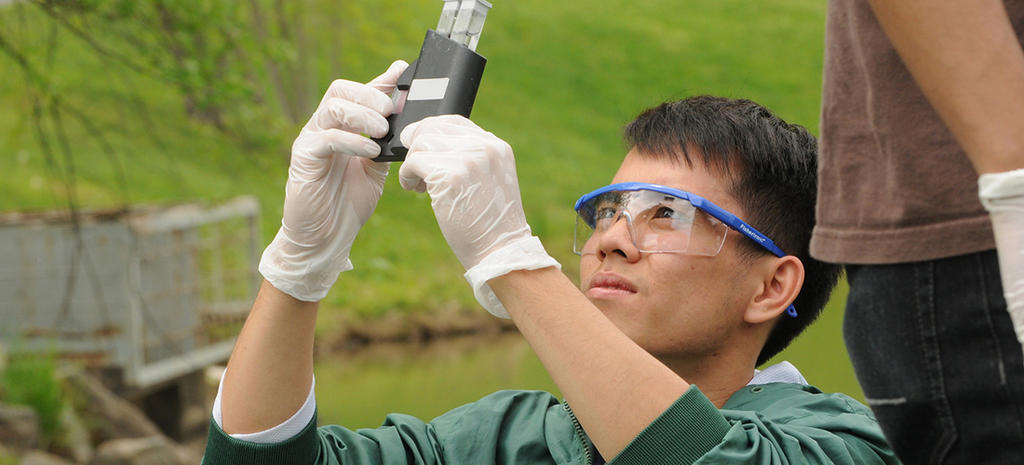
[573,182,796,317]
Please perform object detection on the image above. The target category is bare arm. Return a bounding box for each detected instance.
[866,0,1024,173]
[221,281,318,433]
[489,267,689,458]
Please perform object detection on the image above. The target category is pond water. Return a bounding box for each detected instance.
[313,331,560,429]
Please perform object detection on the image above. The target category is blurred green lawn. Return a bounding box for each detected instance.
[0,0,863,399]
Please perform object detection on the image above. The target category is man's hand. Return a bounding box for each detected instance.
[260,60,409,302]
[979,169,1024,345]
[398,115,528,269]
[397,115,559,317]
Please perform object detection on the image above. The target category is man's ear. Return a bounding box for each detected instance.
[744,256,804,325]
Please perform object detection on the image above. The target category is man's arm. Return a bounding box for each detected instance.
[221,282,317,433]
[488,267,689,458]
[865,0,1024,174]
[216,60,408,435]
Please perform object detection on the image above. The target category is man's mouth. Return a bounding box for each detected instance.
[587,273,638,298]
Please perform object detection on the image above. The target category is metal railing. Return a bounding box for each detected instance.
[0,196,260,389]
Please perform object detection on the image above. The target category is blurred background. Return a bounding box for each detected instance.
[0,0,854,460]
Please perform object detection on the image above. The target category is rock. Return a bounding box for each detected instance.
[59,369,163,442]
[173,444,201,465]
[89,436,182,465]
[20,450,77,465]
[0,402,40,450]
[56,404,93,463]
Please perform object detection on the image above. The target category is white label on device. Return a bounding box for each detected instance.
[407,78,450,101]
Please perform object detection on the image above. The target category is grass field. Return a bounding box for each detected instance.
[0,0,863,398]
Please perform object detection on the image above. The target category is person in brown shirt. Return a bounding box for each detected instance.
[814,0,1024,463]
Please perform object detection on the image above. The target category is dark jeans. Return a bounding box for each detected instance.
[844,250,1024,465]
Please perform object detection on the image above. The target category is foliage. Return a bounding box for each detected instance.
[0,354,66,448]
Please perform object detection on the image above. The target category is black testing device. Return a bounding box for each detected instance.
[373,0,492,162]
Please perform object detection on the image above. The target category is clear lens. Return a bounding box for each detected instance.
[573,213,599,255]
[573,190,728,256]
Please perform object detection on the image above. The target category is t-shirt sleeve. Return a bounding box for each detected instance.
[607,385,901,465]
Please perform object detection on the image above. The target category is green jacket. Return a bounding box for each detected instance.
[202,384,899,464]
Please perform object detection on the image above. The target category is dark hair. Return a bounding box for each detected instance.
[624,95,842,366]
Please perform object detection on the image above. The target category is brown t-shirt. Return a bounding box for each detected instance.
[812,0,1023,264]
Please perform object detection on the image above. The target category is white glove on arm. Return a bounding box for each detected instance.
[397,115,560,318]
[259,60,409,301]
[979,168,1024,350]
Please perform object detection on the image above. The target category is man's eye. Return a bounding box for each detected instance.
[653,206,678,219]
[595,207,618,219]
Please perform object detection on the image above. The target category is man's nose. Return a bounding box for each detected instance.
[596,212,642,262]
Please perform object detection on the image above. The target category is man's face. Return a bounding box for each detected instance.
[578,148,757,358]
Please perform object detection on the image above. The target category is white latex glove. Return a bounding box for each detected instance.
[259,60,409,302]
[397,115,560,318]
[979,168,1024,351]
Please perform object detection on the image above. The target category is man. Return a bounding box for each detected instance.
[201,61,898,464]
[815,1,1024,463]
